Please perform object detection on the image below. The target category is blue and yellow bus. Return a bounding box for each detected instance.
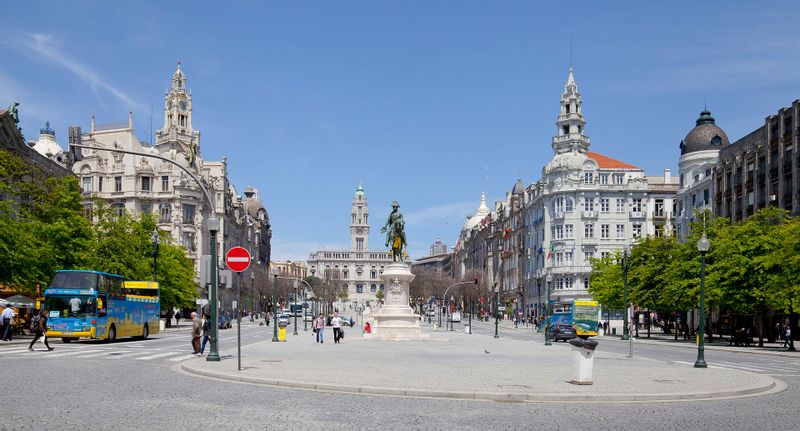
[547,299,600,338]
[44,270,160,343]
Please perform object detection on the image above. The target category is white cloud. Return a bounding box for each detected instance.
[269,236,348,263]
[17,33,140,109]
[404,201,476,226]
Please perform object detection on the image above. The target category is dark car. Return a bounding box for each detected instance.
[548,323,577,342]
[218,314,232,329]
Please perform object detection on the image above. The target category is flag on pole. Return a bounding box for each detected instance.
[546,242,555,260]
[538,243,544,256]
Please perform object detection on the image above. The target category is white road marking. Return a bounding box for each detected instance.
[135,351,184,360]
[167,354,197,362]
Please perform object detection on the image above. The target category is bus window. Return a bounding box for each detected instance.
[97,293,107,317]
[49,272,100,290]
[44,294,97,318]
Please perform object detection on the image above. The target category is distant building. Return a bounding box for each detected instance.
[411,253,452,276]
[271,261,308,281]
[429,238,448,256]
[0,109,70,178]
[715,99,799,220]
[675,110,728,239]
[306,185,393,307]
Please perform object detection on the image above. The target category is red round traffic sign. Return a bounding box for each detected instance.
[225,246,251,272]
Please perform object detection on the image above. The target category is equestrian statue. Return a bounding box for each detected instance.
[381,201,407,262]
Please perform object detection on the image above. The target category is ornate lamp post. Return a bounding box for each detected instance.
[621,248,630,341]
[545,273,552,346]
[292,280,299,335]
[493,282,500,339]
[694,233,710,368]
[206,216,221,362]
[150,229,160,282]
[271,269,279,342]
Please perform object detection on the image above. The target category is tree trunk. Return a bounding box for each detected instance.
[757,308,764,348]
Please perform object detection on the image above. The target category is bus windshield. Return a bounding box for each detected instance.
[49,272,99,290]
[44,295,97,318]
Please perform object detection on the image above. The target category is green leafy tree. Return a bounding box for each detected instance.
[588,251,624,310]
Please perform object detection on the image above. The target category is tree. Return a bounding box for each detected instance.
[588,251,624,310]
[303,276,347,310]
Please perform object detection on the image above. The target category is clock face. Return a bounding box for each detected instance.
[356,227,363,234]
[179,101,187,111]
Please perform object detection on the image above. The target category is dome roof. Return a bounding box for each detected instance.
[242,187,269,221]
[31,122,64,158]
[354,184,365,199]
[462,192,491,232]
[680,110,729,155]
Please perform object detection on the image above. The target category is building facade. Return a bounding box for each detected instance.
[70,65,271,304]
[675,110,729,239]
[429,238,448,256]
[715,99,799,220]
[307,186,393,307]
[452,67,678,319]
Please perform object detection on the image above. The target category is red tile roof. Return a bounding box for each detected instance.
[587,151,640,170]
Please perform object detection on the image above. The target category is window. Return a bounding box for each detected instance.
[584,223,594,238]
[564,198,573,212]
[112,203,125,217]
[565,251,573,266]
[114,176,122,192]
[356,238,364,251]
[601,251,610,259]
[98,177,103,192]
[614,174,625,185]
[82,177,91,193]
[142,204,151,215]
[379,284,384,291]
[555,252,563,266]
[553,225,563,239]
[159,203,171,223]
[583,199,594,212]
[616,224,625,239]
[141,176,151,191]
[703,189,710,205]
[356,284,363,294]
[654,225,664,237]
[565,104,571,114]
[584,277,590,290]
[370,284,377,293]
[565,278,574,290]
[632,223,642,238]
[183,232,195,251]
[556,278,564,290]
[343,270,349,279]
[615,198,625,213]
[583,172,594,184]
[654,199,664,217]
[162,176,169,191]
[584,251,594,262]
[600,198,610,212]
[601,224,610,239]
[600,174,609,185]
[565,224,574,239]
[370,270,377,279]
[554,197,564,213]
[182,204,195,225]
[631,198,643,212]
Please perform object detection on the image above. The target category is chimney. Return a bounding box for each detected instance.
[664,168,672,183]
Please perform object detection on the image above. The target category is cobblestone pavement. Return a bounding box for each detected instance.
[3,320,798,430]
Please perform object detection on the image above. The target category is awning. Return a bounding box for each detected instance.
[3,295,36,308]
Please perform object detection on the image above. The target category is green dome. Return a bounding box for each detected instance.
[355,184,365,198]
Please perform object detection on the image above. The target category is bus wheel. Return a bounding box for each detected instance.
[141,324,149,339]
[107,325,116,343]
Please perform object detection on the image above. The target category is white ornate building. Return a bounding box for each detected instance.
[452,67,678,319]
[69,64,271,297]
[307,185,393,308]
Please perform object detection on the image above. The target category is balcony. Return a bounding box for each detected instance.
[553,211,565,220]
[653,211,666,219]
[629,211,645,219]
[582,210,598,218]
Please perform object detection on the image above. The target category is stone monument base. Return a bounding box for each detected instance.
[364,261,429,341]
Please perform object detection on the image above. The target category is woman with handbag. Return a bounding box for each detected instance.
[313,313,325,344]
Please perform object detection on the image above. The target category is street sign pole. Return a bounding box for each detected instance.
[224,246,251,371]
[237,271,241,371]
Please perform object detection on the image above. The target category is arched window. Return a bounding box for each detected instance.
[370,284,377,292]
[356,284,363,294]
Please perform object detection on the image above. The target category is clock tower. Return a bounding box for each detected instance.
[350,185,370,251]
[156,62,200,166]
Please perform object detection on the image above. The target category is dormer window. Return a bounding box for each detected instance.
[711,135,722,146]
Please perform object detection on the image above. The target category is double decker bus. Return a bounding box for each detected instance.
[44,270,160,343]
[547,299,600,338]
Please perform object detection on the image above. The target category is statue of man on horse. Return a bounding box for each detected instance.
[380,201,407,262]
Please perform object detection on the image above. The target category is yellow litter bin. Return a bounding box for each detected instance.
[278,322,287,341]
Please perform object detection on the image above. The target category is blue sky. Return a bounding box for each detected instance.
[2,1,799,261]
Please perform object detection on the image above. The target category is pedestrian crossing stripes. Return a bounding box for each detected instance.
[671,360,799,377]
[0,346,204,363]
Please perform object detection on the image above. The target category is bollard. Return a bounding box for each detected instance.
[159,319,166,332]
[278,322,288,341]
[567,338,599,385]
[464,324,470,333]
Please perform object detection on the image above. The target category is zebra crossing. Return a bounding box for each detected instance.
[671,359,800,377]
[0,344,206,362]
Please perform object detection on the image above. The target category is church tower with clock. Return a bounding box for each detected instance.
[350,185,370,251]
[156,62,200,166]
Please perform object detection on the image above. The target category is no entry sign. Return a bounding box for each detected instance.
[225,246,251,272]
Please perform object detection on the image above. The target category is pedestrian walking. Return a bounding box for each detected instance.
[28,309,53,351]
[313,313,325,343]
[331,313,342,344]
[2,304,15,341]
[199,313,211,355]
[783,324,792,348]
[175,311,182,326]
[190,312,202,355]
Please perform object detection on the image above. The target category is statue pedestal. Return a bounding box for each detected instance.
[365,262,429,341]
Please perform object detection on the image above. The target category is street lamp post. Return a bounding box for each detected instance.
[271,270,279,342]
[694,233,710,368]
[494,282,500,339]
[206,216,221,362]
[292,280,299,335]
[545,274,552,346]
[621,248,630,341]
[150,229,159,282]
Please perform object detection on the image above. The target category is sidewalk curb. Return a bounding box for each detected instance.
[179,361,784,403]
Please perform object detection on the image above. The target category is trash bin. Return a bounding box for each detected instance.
[567,338,599,385]
[278,322,288,341]
[159,319,166,332]
[433,323,439,331]
[464,325,470,333]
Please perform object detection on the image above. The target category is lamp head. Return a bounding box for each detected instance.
[697,234,710,253]
[207,216,220,232]
[545,274,552,283]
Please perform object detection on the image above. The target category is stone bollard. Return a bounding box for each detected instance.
[567,338,599,385]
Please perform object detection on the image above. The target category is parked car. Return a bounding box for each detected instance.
[338,316,354,327]
[548,323,577,342]
[218,314,232,329]
[277,314,291,326]
[303,313,313,323]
